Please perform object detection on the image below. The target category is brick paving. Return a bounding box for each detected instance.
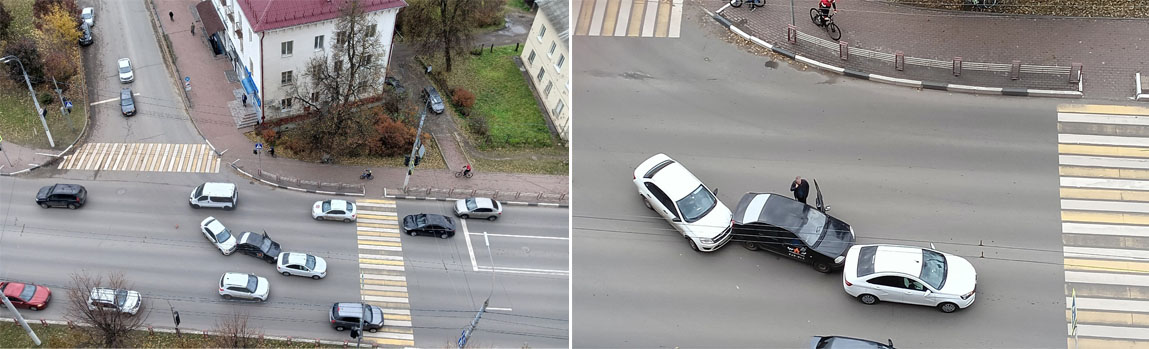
[713,0,1149,99]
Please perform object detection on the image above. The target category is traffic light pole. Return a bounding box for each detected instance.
[1,291,41,346]
[51,77,75,132]
[402,110,426,190]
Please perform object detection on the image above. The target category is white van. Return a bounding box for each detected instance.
[189,182,238,209]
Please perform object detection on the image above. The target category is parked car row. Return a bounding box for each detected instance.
[633,153,978,314]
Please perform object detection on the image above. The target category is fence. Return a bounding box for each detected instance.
[398,187,568,204]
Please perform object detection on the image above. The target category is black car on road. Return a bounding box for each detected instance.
[236,231,281,263]
[733,192,855,273]
[401,213,456,238]
[36,184,87,209]
[810,336,895,349]
[120,88,135,116]
[330,302,383,332]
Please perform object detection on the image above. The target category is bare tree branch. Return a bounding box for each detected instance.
[212,309,264,348]
[64,271,148,347]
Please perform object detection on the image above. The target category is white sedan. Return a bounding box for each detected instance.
[312,200,356,222]
[276,252,328,279]
[633,153,733,252]
[117,58,133,83]
[81,7,94,27]
[843,244,977,313]
[200,216,237,255]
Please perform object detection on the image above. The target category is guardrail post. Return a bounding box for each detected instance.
[1070,63,1082,83]
[787,25,797,44]
[39,319,47,327]
[895,51,904,71]
[952,57,962,76]
[148,326,154,335]
[838,41,848,60]
[1011,60,1021,80]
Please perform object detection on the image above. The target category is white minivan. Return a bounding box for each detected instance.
[189,182,238,209]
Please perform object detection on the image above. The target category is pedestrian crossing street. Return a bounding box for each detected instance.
[574,0,684,38]
[1058,104,1149,348]
[354,199,416,347]
[57,143,221,173]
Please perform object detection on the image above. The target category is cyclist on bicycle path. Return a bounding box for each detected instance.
[818,0,837,26]
[463,164,473,177]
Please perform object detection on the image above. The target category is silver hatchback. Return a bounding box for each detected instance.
[453,197,502,221]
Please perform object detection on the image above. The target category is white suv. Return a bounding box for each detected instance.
[218,272,270,301]
[633,153,733,252]
[87,287,141,315]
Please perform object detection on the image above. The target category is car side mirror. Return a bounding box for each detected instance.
[923,289,932,295]
[712,187,719,196]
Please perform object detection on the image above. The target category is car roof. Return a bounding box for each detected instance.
[328,199,348,207]
[870,245,926,276]
[121,88,132,97]
[205,217,225,231]
[471,197,496,209]
[50,184,85,194]
[221,272,251,286]
[118,58,130,66]
[335,302,375,316]
[283,252,308,265]
[639,156,703,199]
[201,182,235,197]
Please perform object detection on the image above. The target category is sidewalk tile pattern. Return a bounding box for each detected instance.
[574,0,683,38]
[57,143,220,173]
[355,199,416,347]
[1058,104,1149,347]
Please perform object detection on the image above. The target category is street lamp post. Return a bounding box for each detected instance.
[1,55,55,148]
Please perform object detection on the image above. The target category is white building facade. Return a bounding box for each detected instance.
[209,0,405,122]
[521,0,570,144]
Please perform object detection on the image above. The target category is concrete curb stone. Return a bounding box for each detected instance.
[383,188,568,208]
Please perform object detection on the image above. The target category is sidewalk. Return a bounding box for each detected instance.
[151,0,568,201]
[715,0,1148,99]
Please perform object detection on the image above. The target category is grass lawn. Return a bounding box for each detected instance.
[508,0,532,12]
[0,77,87,150]
[0,321,338,348]
[245,130,447,170]
[428,45,555,150]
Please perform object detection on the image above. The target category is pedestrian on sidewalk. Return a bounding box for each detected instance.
[242,94,248,107]
[169,11,174,21]
[190,24,195,35]
[268,145,275,158]
[790,176,810,204]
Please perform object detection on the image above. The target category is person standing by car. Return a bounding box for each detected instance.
[790,176,810,204]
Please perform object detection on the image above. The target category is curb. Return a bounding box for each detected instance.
[383,188,568,208]
[230,160,366,197]
[0,316,374,348]
[706,7,1084,99]
[1136,73,1149,101]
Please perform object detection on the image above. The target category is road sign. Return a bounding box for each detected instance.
[1071,288,1077,336]
[255,143,263,150]
[64,100,72,109]
[184,76,191,82]
[418,144,426,157]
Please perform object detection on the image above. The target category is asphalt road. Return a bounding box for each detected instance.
[572,7,1069,348]
[396,201,569,348]
[81,0,201,144]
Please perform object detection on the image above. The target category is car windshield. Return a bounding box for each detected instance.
[415,215,427,225]
[465,198,478,211]
[306,255,316,269]
[119,65,130,74]
[675,185,717,223]
[919,249,948,290]
[244,275,258,293]
[346,202,354,211]
[82,12,92,19]
[114,289,128,307]
[322,201,331,211]
[18,285,35,301]
[121,95,132,106]
[363,306,373,323]
[216,228,232,242]
[260,238,272,252]
[796,207,829,246]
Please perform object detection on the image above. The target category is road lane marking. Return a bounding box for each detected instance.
[1062,134,1149,148]
[641,0,658,37]
[1068,271,1149,287]
[1065,222,1149,238]
[1063,210,1149,225]
[467,232,571,240]
[1059,112,1149,126]
[1061,166,1149,180]
[1062,199,1149,214]
[1066,246,1149,262]
[476,266,569,276]
[1063,177,1149,191]
[1061,155,1149,170]
[1065,258,1149,273]
[1059,104,1149,116]
[462,219,480,272]
[590,0,608,36]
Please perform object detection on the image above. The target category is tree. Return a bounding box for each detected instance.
[65,272,149,347]
[32,0,79,29]
[2,38,46,84]
[401,0,482,72]
[40,5,81,48]
[0,3,13,40]
[286,0,390,157]
[213,310,264,348]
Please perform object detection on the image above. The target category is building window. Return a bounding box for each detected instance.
[314,35,324,50]
[549,41,556,56]
[334,59,343,72]
[336,31,347,45]
[537,25,545,42]
[544,81,553,97]
[280,97,293,109]
[311,92,320,103]
[281,41,293,56]
[281,71,293,84]
[367,24,377,37]
[536,66,545,82]
[555,54,565,70]
[363,54,373,66]
[528,50,536,65]
[552,99,564,116]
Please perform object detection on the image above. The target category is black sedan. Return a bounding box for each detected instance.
[732,192,855,273]
[810,336,895,349]
[120,88,135,116]
[235,231,281,263]
[401,214,456,239]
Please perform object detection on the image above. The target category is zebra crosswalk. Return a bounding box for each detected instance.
[574,0,684,38]
[57,143,221,173]
[354,199,416,347]
[1058,104,1149,348]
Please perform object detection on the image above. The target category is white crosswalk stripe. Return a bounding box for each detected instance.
[1058,105,1149,344]
[574,0,684,38]
[355,199,415,348]
[58,143,220,173]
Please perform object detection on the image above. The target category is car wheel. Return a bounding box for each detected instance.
[440,232,449,239]
[315,216,323,221]
[335,326,346,331]
[487,216,498,221]
[223,294,232,300]
[408,230,417,236]
[858,294,879,305]
[224,205,234,211]
[343,218,351,223]
[743,241,759,251]
[259,297,266,302]
[68,203,79,210]
[312,275,321,280]
[282,272,291,277]
[643,198,652,210]
[938,302,959,313]
[29,307,38,311]
[369,328,378,333]
[813,261,832,273]
[688,238,700,252]
[39,203,49,209]
[460,214,469,219]
[191,203,200,208]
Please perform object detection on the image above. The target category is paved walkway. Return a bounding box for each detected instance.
[714,0,1148,99]
[150,0,567,199]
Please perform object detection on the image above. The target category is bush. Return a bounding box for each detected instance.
[452,88,476,109]
[370,114,417,156]
[0,3,12,40]
[468,112,490,141]
[38,92,53,105]
[3,38,45,84]
[32,0,78,27]
[259,128,277,145]
[473,0,505,27]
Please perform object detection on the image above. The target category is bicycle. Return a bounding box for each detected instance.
[729,0,765,11]
[808,8,841,41]
[455,169,474,178]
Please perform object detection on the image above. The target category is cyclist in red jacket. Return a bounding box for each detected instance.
[818,0,837,26]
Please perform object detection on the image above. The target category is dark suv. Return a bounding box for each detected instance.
[36,184,87,209]
[421,86,445,114]
[330,302,384,332]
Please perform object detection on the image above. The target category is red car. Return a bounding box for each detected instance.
[1,282,51,311]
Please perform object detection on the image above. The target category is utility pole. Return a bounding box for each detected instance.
[458,232,496,348]
[1,55,54,148]
[402,110,427,189]
[51,77,75,133]
[357,273,365,348]
[1,290,41,346]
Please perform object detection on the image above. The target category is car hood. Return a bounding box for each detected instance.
[31,287,51,305]
[312,202,324,216]
[402,215,417,229]
[36,186,51,200]
[369,305,385,326]
[812,224,855,259]
[219,237,237,251]
[264,241,282,257]
[255,277,270,298]
[685,202,733,239]
[939,254,977,295]
[123,291,142,313]
[454,200,467,214]
[314,256,328,274]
